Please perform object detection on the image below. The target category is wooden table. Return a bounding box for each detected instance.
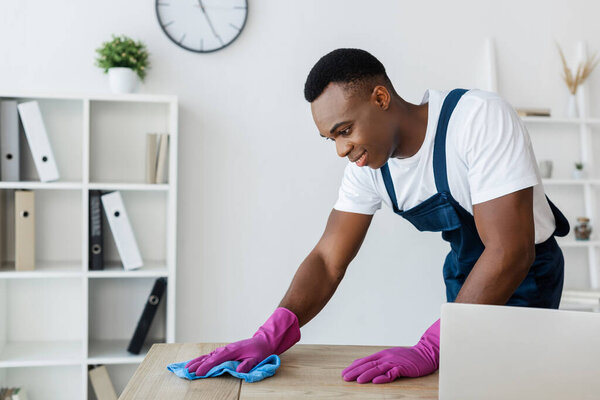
[120,343,439,399]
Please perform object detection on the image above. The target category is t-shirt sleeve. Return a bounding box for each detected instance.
[333,162,382,215]
[461,96,541,205]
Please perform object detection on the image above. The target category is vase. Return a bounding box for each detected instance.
[572,169,586,179]
[574,217,592,241]
[108,67,139,94]
[566,93,578,118]
[538,160,553,179]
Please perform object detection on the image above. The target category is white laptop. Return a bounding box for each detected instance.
[439,303,600,400]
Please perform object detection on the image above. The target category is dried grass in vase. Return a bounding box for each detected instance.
[556,42,599,95]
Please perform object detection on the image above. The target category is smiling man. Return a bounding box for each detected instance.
[185,48,570,384]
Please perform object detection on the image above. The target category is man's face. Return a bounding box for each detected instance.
[310,82,396,169]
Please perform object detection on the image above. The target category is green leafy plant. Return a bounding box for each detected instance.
[575,162,584,170]
[95,34,150,81]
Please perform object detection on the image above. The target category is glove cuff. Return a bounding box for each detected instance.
[254,307,301,355]
[414,318,440,369]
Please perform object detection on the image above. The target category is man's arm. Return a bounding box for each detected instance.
[455,187,536,304]
[279,209,373,327]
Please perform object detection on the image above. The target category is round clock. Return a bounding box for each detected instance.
[156,0,248,53]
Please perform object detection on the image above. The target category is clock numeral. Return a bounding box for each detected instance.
[157,2,170,6]
[178,33,186,45]
[230,23,240,31]
[163,20,175,28]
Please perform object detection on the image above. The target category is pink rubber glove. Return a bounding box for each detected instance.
[185,307,301,375]
[341,319,440,384]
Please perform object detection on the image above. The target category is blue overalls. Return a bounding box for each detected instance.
[380,89,570,309]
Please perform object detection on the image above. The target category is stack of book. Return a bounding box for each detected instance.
[515,107,551,117]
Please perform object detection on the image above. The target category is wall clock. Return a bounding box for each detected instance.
[156,0,248,53]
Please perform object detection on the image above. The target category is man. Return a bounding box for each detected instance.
[185,48,569,384]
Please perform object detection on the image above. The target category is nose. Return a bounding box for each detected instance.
[336,138,352,158]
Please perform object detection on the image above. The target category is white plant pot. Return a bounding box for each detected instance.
[572,169,586,179]
[108,67,139,94]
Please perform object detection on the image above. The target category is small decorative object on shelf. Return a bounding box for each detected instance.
[556,42,598,118]
[95,34,150,94]
[538,160,553,179]
[574,217,592,241]
[516,107,551,118]
[572,162,585,179]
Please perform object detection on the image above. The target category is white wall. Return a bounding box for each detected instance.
[2,0,600,346]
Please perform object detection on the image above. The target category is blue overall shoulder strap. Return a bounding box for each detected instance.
[380,162,401,213]
[433,88,469,194]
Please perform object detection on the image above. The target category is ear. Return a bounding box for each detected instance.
[372,85,391,110]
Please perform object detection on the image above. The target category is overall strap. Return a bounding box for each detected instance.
[433,88,469,194]
[380,162,401,213]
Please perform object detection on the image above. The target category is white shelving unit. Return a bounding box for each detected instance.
[483,38,600,312]
[0,92,178,399]
[519,41,600,312]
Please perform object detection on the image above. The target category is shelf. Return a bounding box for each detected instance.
[87,339,155,365]
[0,260,82,279]
[522,116,600,125]
[542,178,600,185]
[561,290,600,307]
[0,340,82,368]
[521,116,581,124]
[87,182,169,191]
[87,261,168,278]
[558,240,600,248]
[0,92,177,104]
[0,181,83,190]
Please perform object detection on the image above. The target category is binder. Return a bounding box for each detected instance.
[101,191,143,270]
[88,366,118,400]
[15,190,34,271]
[145,133,158,184]
[0,100,20,181]
[89,190,104,270]
[154,133,169,184]
[16,101,60,182]
[127,277,167,354]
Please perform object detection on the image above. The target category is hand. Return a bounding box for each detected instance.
[341,319,440,384]
[185,307,301,375]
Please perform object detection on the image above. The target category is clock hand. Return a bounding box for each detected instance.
[197,0,224,46]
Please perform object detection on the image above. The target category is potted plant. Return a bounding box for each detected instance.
[572,162,585,179]
[95,34,150,94]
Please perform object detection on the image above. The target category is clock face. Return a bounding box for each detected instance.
[156,0,248,53]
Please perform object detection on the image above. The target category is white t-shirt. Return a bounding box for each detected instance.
[333,89,556,244]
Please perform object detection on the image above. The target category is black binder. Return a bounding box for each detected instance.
[127,277,167,354]
[89,190,104,270]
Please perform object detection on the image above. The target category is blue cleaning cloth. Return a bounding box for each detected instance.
[167,354,281,383]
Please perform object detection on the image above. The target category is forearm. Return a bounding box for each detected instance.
[278,251,343,328]
[455,246,533,305]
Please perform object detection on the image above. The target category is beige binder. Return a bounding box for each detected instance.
[89,366,118,400]
[15,190,35,271]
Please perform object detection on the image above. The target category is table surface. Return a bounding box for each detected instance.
[119,343,439,400]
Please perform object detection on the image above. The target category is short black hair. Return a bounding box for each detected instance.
[304,48,394,102]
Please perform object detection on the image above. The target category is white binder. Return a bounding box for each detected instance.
[0,100,20,181]
[101,191,143,270]
[16,101,60,182]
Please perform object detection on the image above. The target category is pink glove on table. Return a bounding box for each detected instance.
[185,307,301,375]
[341,318,440,384]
